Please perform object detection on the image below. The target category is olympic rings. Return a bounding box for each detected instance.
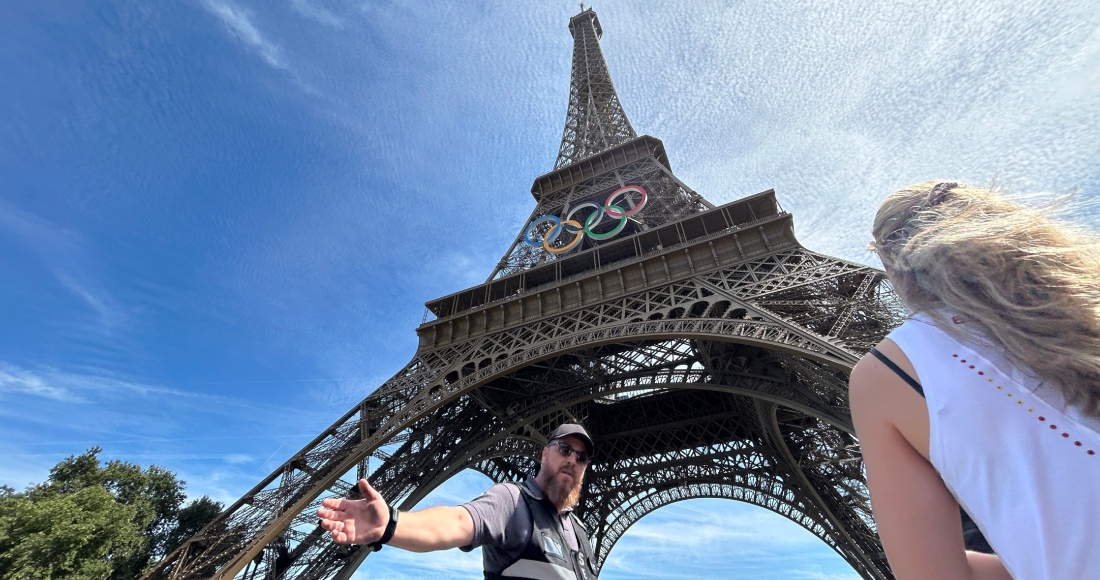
[544,219,584,254]
[523,185,648,253]
[604,185,648,219]
[524,215,562,246]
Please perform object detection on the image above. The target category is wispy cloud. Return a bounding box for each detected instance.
[356,547,483,580]
[290,0,344,27]
[0,362,324,418]
[0,363,78,402]
[223,453,254,464]
[794,569,863,580]
[4,1,1096,578]
[347,471,858,580]
[54,272,122,331]
[200,0,288,69]
[0,362,335,500]
[615,503,823,549]
[600,500,858,579]
[0,199,125,334]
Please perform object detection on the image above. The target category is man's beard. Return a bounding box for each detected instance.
[545,468,583,509]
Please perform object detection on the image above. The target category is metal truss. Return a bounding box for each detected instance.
[555,9,637,169]
[146,239,902,580]
[490,144,713,281]
[145,8,907,580]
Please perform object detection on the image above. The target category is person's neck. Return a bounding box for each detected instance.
[534,473,566,513]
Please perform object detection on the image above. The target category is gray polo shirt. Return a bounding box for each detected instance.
[460,475,579,571]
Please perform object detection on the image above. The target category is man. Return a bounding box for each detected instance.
[317,423,599,580]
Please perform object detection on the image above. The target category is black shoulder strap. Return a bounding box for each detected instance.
[483,484,538,580]
[869,347,924,398]
[567,512,593,552]
[507,482,532,538]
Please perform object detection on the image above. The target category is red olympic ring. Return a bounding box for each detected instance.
[603,185,647,219]
[523,185,648,253]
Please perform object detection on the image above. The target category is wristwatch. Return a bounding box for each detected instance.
[368,504,399,552]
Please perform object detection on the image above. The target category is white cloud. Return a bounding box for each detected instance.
[0,362,336,497]
[291,0,344,27]
[617,503,823,550]
[597,0,1100,261]
[5,2,1098,578]
[355,547,483,580]
[0,200,125,334]
[794,569,862,580]
[53,272,122,332]
[0,363,78,402]
[0,363,261,411]
[600,500,857,580]
[200,0,288,69]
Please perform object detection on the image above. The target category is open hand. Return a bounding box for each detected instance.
[317,479,388,545]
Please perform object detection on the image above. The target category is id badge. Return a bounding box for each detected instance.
[540,531,565,560]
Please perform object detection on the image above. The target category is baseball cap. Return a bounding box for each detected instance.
[548,423,594,457]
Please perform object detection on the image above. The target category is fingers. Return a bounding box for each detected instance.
[319,517,350,544]
[358,479,384,503]
[320,497,346,510]
[316,507,343,520]
[316,482,386,546]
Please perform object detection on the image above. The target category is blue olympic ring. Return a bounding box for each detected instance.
[523,185,648,254]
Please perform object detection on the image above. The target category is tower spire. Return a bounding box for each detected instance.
[555,8,637,168]
[145,9,900,580]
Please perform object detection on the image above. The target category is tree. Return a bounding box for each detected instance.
[0,485,146,579]
[164,496,223,556]
[0,448,224,579]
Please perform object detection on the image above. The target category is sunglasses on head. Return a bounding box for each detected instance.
[548,440,589,464]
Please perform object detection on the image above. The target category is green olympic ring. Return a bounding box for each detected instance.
[523,185,648,253]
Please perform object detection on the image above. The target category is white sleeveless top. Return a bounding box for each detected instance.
[887,314,1100,580]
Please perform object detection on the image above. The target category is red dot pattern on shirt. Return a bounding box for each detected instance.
[952,353,1095,457]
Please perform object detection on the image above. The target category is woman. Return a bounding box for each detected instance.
[849,181,1100,579]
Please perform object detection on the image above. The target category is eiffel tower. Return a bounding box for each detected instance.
[148,8,904,580]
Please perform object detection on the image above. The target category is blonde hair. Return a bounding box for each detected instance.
[871,180,1100,417]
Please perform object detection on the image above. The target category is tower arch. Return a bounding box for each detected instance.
[146,7,901,580]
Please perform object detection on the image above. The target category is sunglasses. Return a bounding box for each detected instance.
[548,440,589,464]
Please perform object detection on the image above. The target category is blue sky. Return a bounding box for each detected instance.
[2,0,1098,578]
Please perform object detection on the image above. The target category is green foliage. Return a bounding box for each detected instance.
[0,448,224,579]
[0,486,146,579]
[164,496,223,557]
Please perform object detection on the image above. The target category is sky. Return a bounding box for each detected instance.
[1,0,1099,578]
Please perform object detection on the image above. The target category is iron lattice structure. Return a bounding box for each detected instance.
[555,9,636,169]
[148,9,905,580]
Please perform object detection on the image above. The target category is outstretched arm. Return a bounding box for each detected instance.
[849,341,1011,580]
[317,479,475,552]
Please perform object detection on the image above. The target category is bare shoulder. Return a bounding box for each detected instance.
[848,341,979,578]
[850,340,902,418]
[850,338,930,461]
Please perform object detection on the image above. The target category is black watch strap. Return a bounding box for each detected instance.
[368,505,399,552]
